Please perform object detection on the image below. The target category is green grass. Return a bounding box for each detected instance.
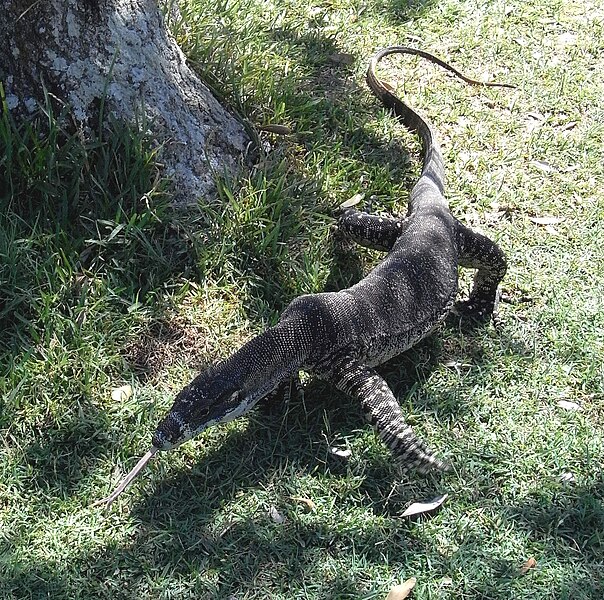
[1,0,604,598]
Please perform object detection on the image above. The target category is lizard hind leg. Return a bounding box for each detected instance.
[329,362,449,474]
[335,208,409,252]
[454,221,507,322]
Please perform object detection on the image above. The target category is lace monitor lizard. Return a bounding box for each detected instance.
[96,47,511,506]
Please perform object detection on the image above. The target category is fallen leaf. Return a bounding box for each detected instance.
[258,124,292,135]
[402,494,448,518]
[268,505,286,524]
[484,210,507,223]
[386,577,417,599]
[544,225,559,236]
[443,360,473,369]
[531,160,558,173]
[519,556,537,574]
[329,446,352,459]
[557,400,582,411]
[290,496,316,511]
[528,216,565,226]
[339,193,364,209]
[559,121,578,131]
[111,385,132,402]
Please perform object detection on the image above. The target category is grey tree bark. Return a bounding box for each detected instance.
[0,0,250,204]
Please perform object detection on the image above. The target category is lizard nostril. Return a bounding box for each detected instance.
[152,413,183,450]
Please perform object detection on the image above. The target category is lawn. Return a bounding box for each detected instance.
[1,0,603,598]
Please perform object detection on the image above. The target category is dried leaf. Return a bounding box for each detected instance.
[258,124,292,135]
[328,52,355,65]
[329,446,352,459]
[528,216,565,226]
[443,360,473,369]
[290,496,316,511]
[111,385,133,402]
[268,505,286,524]
[339,193,364,209]
[525,112,546,132]
[526,112,546,122]
[531,160,558,173]
[557,400,582,411]
[386,577,417,599]
[519,556,537,574]
[544,225,559,236]
[402,494,448,518]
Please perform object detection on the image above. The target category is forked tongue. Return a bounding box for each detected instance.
[93,447,158,508]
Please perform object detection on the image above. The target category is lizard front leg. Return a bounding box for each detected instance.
[257,374,304,416]
[327,360,448,473]
[454,221,507,321]
[336,208,409,251]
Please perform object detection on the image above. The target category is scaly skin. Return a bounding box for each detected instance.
[153,47,510,473]
[96,47,513,507]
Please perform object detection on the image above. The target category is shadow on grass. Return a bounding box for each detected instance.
[3,475,603,598]
[0,2,540,598]
[508,474,604,561]
[21,404,113,496]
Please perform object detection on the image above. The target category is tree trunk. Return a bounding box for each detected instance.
[0,0,250,204]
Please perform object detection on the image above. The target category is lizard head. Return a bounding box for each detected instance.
[151,368,251,451]
[150,323,303,452]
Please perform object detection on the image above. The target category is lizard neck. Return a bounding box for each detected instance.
[218,320,308,404]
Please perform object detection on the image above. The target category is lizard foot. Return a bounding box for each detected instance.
[451,290,502,326]
[398,451,451,475]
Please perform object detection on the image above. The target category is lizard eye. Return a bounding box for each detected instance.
[197,406,211,418]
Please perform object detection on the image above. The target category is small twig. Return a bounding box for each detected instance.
[17,0,42,22]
